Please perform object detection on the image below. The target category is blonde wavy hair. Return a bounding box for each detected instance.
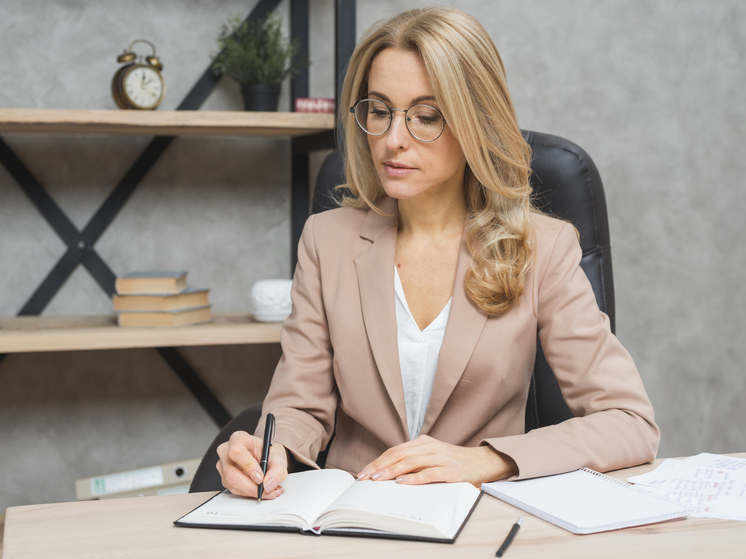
[339,6,535,316]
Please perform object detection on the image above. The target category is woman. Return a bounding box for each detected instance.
[216,6,659,500]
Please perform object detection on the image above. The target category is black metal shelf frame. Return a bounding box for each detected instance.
[0,0,356,429]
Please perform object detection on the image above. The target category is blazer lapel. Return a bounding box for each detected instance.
[420,237,488,434]
[354,197,409,438]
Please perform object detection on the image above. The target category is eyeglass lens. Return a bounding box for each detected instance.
[354,99,444,142]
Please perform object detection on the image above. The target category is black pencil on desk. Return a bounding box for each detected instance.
[496,516,522,557]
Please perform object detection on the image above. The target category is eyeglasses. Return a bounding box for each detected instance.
[350,98,447,142]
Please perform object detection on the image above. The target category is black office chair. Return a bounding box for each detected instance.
[189,130,614,492]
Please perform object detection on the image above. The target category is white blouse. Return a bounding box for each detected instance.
[394,267,452,440]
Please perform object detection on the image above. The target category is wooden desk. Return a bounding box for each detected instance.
[3,456,744,559]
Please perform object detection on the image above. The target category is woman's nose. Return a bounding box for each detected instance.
[385,110,410,150]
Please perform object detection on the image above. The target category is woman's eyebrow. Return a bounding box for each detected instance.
[411,95,438,105]
[367,91,438,106]
[367,91,392,104]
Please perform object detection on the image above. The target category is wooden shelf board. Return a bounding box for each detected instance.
[0,108,334,137]
[0,313,282,353]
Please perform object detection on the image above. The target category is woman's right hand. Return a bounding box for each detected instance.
[216,431,289,500]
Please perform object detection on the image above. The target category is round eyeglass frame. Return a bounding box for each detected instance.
[349,98,448,142]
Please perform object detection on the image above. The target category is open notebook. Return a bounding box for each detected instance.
[176,469,481,543]
[482,468,692,534]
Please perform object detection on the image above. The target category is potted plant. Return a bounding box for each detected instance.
[212,14,307,111]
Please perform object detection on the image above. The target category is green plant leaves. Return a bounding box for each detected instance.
[211,15,307,85]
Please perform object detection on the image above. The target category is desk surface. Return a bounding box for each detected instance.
[3,455,744,559]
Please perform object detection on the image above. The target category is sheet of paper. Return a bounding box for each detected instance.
[628,454,746,521]
[682,452,746,472]
[627,459,682,487]
[653,465,746,520]
[629,454,746,487]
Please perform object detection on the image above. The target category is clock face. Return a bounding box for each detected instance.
[123,65,165,109]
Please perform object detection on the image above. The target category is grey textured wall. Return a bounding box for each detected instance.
[1,0,744,511]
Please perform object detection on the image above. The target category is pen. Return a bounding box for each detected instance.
[257,412,275,502]
[496,516,522,557]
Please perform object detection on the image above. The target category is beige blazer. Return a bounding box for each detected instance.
[257,196,660,480]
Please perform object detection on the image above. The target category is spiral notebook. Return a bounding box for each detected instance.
[482,468,692,534]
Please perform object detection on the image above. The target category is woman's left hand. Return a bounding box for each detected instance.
[356,435,518,487]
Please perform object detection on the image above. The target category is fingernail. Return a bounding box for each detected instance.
[357,469,370,480]
[251,471,263,484]
[396,476,408,483]
[264,477,277,492]
[371,471,383,481]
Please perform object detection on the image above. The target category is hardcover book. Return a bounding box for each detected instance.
[113,287,209,312]
[117,305,212,327]
[115,271,188,295]
[175,469,481,543]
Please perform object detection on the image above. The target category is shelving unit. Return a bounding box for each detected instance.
[0,0,356,430]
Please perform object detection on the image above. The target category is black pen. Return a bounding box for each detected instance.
[257,412,275,502]
[496,516,522,557]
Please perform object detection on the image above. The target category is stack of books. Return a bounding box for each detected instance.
[113,271,212,327]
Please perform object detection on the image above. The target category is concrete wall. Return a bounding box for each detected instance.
[1,0,744,510]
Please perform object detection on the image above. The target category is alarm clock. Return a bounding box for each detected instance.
[112,39,166,110]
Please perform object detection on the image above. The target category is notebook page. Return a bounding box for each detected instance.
[177,469,355,529]
[482,469,691,534]
[317,480,480,538]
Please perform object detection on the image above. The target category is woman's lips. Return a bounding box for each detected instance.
[384,161,416,177]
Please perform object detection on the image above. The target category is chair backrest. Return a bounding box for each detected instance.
[311,130,615,431]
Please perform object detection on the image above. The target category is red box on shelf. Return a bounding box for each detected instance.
[295,98,335,113]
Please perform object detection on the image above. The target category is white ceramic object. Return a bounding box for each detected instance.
[251,279,293,323]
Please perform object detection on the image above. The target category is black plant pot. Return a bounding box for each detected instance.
[240,83,281,111]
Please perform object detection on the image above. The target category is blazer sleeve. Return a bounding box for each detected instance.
[254,214,338,469]
[483,221,660,479]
